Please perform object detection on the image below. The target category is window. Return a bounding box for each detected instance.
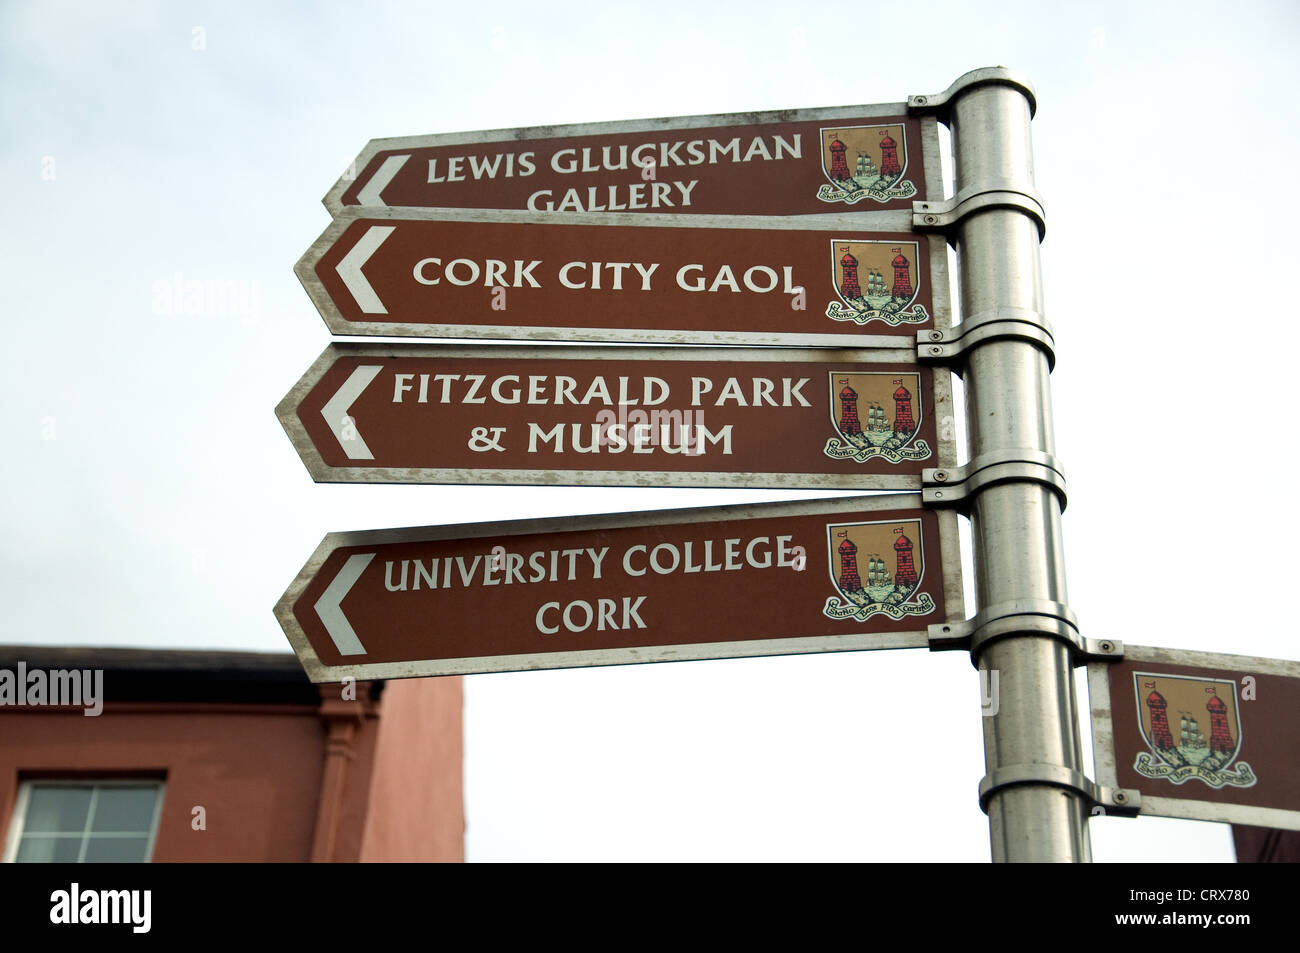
[3,780,164,863]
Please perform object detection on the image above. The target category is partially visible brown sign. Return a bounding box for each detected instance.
[296,209,948,346]
[276,344,955,490]
[326,105,937,217]
[1090,645,1300,831]
[275,495,963,682]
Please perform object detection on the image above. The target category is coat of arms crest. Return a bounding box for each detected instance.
[1132,673,1257,789]
[825,240,928,327]
[822,520,935,623]
[823,372,930,464]
[816,125,916,205]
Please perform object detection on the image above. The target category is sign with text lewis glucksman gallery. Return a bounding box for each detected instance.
[275,495,963,682]
[324,103,941,217]
[296,209,949,347]
[276,344,956,490]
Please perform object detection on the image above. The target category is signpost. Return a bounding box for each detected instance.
[276,344,955,489]
[324,103,941,217]
[275,495,962,682]
[1089,644,1300,831]
[296,208,948,346]
[284,69,1288,863]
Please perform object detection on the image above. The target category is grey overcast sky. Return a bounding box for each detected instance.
[2,0,1297,861]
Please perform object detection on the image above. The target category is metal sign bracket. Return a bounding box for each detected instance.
[913,184,1047,241]
[917,307,1056,371]
[928,597,1122,667]
[978,764,1140,818]
[922,448,1067,512]
[907,67,1038,120]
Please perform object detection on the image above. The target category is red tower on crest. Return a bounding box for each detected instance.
[879,133,901,177]
[837,532,862,591]
[891,251,913,299]
[893,528,918,588]
[837,379,862,436]
[828,135,850,180]
[892,380,915,434]
[839,249,861,299]
[1205,688,1235,755]
[1145,683,1175,750]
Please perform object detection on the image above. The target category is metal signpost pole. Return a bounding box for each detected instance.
[918,70,1090,861]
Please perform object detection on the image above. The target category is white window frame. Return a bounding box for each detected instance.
[2,779,166,863]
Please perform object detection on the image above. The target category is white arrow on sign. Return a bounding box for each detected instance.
[321,364,383,460]
[336,224,394,314]
[355,154,409,206]
[313,552,375,656]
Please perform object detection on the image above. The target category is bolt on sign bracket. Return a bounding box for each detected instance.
[928,598,1122,668]
[978,763,1141,818]
[1078,636,1126,664]
[917,306,1056,371]
[912,183,1046,240]
[929,597,1076,651]
[907,67,1038,120]
[922,448,1067,512]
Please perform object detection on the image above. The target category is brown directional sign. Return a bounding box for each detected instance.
[275,495,963,682]
[275,344,956,490]
[1089,645,1300,831]
[324,103,941,217]
[295,208,949,347]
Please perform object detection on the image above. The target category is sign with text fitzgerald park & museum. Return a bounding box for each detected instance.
[276,344,955,490]
[324,103,941,217]
[1089,645,1300,831]
[275,495,963,682]
[297,209,948,347]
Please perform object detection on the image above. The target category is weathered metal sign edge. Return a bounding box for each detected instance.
[274,493,965,682]
[323,102,941,214]
[294,206,949,347]
[1088,643,1300,831]
[275,342,958,489]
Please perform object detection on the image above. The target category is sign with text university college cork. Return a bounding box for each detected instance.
[275,496,963,682]
[297,209,949,347]
[324,103,941,217]
[276,344,956,490]
[1089,645,1300,831]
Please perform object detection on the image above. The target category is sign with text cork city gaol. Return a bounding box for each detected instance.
[275,495,964,682]
[324,103,941,217]
[276,344,956,490]
[297,209,949,347]
[1089,645,1300,831]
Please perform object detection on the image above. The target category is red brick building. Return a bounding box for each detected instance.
[0,646,462,863]
[1234,825,1300,862]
